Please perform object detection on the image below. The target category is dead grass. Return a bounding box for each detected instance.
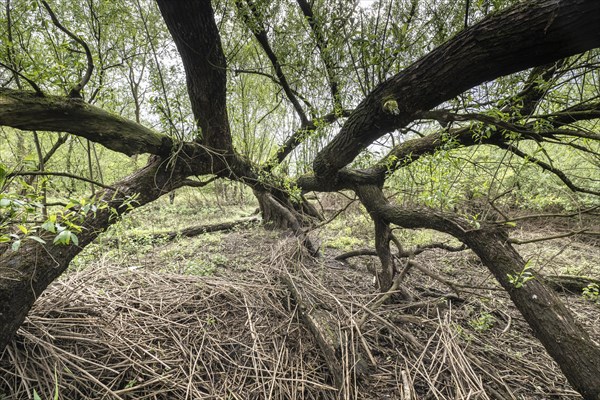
[0,225,597,399]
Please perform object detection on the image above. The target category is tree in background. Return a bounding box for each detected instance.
[1,0,600,397]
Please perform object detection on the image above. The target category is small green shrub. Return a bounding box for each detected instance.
[469,312,496,332]
[582,283,599,303]
[507,261,535,289]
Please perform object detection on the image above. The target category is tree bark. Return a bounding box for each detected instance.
[356,184,600,399]
[0,156,189,350]
[313,0,600,180]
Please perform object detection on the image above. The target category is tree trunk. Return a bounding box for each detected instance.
[254,189,320,256]
[256,190,295,230]
[0,156,186,350]
[356,184,600,399]
[155,0,232,151]
[357,189,395,290]
[462,229,600,400]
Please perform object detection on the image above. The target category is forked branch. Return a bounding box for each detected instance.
[40,0,94,98]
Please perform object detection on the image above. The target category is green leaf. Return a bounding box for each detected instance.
[0,235,11,243]
[505,221,517,227]
[29,236,47,245]
[70,232,79,246]
[18,224,29,235]
[0,163,6,186]
[33,390,42,400]
[12,240,21,251]
[42,220,56,233]
[65,200,79,209]
[54,230,71,245]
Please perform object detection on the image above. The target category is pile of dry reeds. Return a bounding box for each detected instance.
[1,240,336,399]
[0,237,586,399]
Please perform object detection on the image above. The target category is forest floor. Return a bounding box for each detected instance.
[1,191,599,399]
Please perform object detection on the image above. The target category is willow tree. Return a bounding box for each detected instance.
[1,0,600,397]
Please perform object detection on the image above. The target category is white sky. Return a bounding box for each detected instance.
[358,0,377,8]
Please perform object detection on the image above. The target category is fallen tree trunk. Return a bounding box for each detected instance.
[160,216,259,241]
[545,275,600,294]
[281,274,344,388]
[280,275,374,398]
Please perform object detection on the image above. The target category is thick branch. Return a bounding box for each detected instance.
[156,0,232,150]
[313,0,600,180]
[0,89,172,156]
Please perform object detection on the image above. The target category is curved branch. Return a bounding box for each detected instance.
[537,101,600,126]
[0,89,173,156]
[296,0,341,109]
[510,229,599,244]
[0,61,43,95]
[313,0,600,180]
[498,143,600,196]
[180,176,219,188]
[418,110,600,142]
[40,0,94,98]
[235,0,309,125]
[232,68,315,111]
[7,171,116,190]
[502,205,599,223]
[334,242,466,261]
